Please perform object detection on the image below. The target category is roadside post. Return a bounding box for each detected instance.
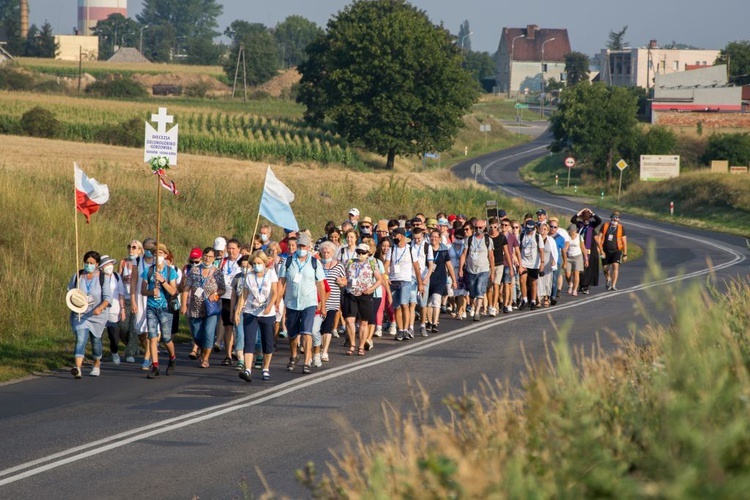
[616,159,628,202]
[564,156,575,188]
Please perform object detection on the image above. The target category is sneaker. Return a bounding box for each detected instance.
[111,353,120,365]
[213,344,222,353]
[611,285,618,291]
[221,357,232,366]
[71,367,82,379]
[519,301,528,311]
[374,326,383,337]
[406,328,414,340]
[503,305,511,314]
[489,307,497,317]
[431,324,438,333]
[395,330,405,341]
[147,365,160,379]
[239,370,252,383]
[550,298,557,306]
[125,356,135,363]
[278,330,288,339]
[141,359,152,371]
[366,339,374,350]
[262,369,271,381]
[419,324,427,337]
[321,352,329,362]
[473,312,481,322]
[461,312,467,319]
[286,358,296,372]
[302,364,311,375]
[312,354,322,367]
[388,324,397,336]
[530,302,537,311]
[582,288,590,295]
[166,358,176,376]
[236,360,245,372]
[90,366,100,377]
[606,280,612,290]
[254,357,263,369]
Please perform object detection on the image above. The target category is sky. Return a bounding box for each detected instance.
[28,0,749,57]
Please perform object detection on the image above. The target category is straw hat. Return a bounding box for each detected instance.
[66,288,89,314]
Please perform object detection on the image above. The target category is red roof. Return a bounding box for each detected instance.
[501,25,571,62]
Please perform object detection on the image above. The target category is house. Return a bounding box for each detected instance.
[0,44,12,65]
[650,64,743,124]
[495,25,571,97]
[598,40,720,89]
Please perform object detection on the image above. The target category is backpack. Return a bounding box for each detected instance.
[519,231,543,249]
[74,270,119,307]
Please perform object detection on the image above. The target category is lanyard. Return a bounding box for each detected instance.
[82,274,94,294]
[295,256,309,273]
[224,259,236,275]
[471,235,484,252]
[393,246,408,265]
[253,273,267,293]
[412,241,423,259]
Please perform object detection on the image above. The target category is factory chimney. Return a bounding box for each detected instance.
[20,0,29,38]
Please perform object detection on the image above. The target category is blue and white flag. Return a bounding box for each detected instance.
[259,166,299,231]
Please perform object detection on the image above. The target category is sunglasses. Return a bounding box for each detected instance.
[474,226,485,230]
[128,245,138,249]
[355,250,368,255]
[190,260,200,265]
[489,225,498,229]
[549,225,558,229]
[512,226,520,230]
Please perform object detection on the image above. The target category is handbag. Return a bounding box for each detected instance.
[167,293,180,313]
[205,298,221,317]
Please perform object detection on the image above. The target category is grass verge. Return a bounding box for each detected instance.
[300,256,750,497]
[521,153,750,237]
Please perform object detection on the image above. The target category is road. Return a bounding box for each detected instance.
[0,130,746,499]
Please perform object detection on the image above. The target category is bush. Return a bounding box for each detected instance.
[33,79,68,94]
[20,106,60,138]
[0,67,35,91]
[85,77,148,98]
[701,132,750,166]
[184,81,212,98]
[94,117,144,147]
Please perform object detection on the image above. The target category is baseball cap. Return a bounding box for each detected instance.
[349,208,360,217]
[213,237,226,251]
[524,220,536,231]
[536,209,547,216]
[438,218,450,226]
[297,233,311,247]
[356,243,370,253]
[498,209,507,218]
[611,211,621,218]
[189,247,202,259]
[392,227,406,236]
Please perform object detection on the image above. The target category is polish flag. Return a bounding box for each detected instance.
[74,163,109,223]
[155,169,179,196]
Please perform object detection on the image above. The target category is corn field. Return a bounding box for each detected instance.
[0,91,360,166]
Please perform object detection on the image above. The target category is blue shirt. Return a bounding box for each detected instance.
[278,255,325,310]
[141,265,178,309]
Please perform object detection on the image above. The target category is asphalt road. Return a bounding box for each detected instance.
[0,130,746,499]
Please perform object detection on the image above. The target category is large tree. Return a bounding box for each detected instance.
[564,51,590,87]
[272,15,323,69]
[136,0,222,63]
[462,50,496,88]
[0,0,23,55]
[23,21,56,58]
[92,13,140,60]
[297,0,478,169]
[457,20,472,52]
[223,21,279,86]
[550,83,639,184]
[716,40,750,85]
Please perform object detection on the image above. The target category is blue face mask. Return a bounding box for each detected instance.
[297,249,308,258]
[83,263,96,273]
[144,250,153,258]
[320,257,331,264]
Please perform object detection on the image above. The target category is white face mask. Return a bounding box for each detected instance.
[102,265,114,275]
[297,249,308,258]
[157,256,165,265]
[260,233,269,242]
[253,264,264,273]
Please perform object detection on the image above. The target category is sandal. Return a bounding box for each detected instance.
[262,369,271,380]
[346,346,355,356]
[188,350,198,360]
[199,361,210,368]
[357,348,366,356]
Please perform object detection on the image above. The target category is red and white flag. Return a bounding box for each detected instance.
[155,169,179,196]
[74,163,109,223]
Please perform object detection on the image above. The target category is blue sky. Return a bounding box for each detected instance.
[30,0,748,56]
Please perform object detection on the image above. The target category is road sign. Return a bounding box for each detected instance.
[144,107,179,165]
[424,152,439,159]
[564,156,576,168]
[616,159,628,171]
[479,124,491,132]
[471,163,482,182]
[514,103,529,109]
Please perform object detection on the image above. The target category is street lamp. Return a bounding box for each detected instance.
[459,31,473,51]
[541,37,556,117]
[139,25,149,55]
[508,34,525,98]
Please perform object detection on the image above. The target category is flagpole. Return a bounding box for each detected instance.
[250,166,268,240]
[73,163,80,283]
[156,173,162,251]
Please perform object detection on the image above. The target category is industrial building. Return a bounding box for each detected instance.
[78,0,127,36]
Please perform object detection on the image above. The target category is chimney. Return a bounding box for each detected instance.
[649,39,658,49]
[526,25,538,40]
[20,0,29,39]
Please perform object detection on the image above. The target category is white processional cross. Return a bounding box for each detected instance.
[150,107,174,134]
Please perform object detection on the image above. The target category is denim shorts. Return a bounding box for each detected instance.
[390,280,413,308]
[146,307,173,343]
[502,266,515,284]
[466,271,489,299]
[285,306,317,338]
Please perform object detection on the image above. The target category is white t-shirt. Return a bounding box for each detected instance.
[520,231,544,269]
[410,240,429,279]
[241,268,278,317]
[387,244,414,282]
[567,233,583,258]
[104,273,127,323]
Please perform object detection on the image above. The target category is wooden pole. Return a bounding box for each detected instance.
[241,47,248,103]
[617,169,624,202]
[78,46,82,93]
[74,164,80,281]
[155,172,162,251]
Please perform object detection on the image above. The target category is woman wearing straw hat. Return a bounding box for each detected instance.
[66,250,112,379]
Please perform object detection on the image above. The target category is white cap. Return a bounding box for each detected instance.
[349,208,360,217]
[213,237,227,251]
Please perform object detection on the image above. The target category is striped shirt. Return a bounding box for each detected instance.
[322,260,345,312]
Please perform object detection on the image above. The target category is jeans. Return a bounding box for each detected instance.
[146,307,174,343]
[467,271,489,299]
[189,314,219,350]
[234,315,245,352]
[74,328,102,359]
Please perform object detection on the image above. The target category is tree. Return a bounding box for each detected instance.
[137,0,222,63]
[716,40,750,86]
[272,15,323,69]
[550,82,639,184]
[185,37,223,66]
[92,13,140,60]
[701,133,750,166]
[297,0,478,169]
[564,51,590,87]
[23,21,56,58]
[0,0,23,55]
[223,21,280,86]
[462,50,495,88]
[607,25,628,50]
[457,20,472,52]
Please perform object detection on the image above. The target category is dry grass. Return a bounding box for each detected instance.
[15,57,226,79]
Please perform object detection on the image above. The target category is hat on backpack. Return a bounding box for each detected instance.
[66,288,89,314]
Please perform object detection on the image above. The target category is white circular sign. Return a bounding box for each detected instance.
[564,156,576,168]
[471,163,482,175]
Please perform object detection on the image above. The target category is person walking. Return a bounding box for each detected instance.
[571,208,602,294]
[565,224,587,296]
[458,219,494,321]
[119,239,142,363]
[384,228,421,340]
[598,211,628,291]
[518,220,544,310]
[99,255,126,365]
